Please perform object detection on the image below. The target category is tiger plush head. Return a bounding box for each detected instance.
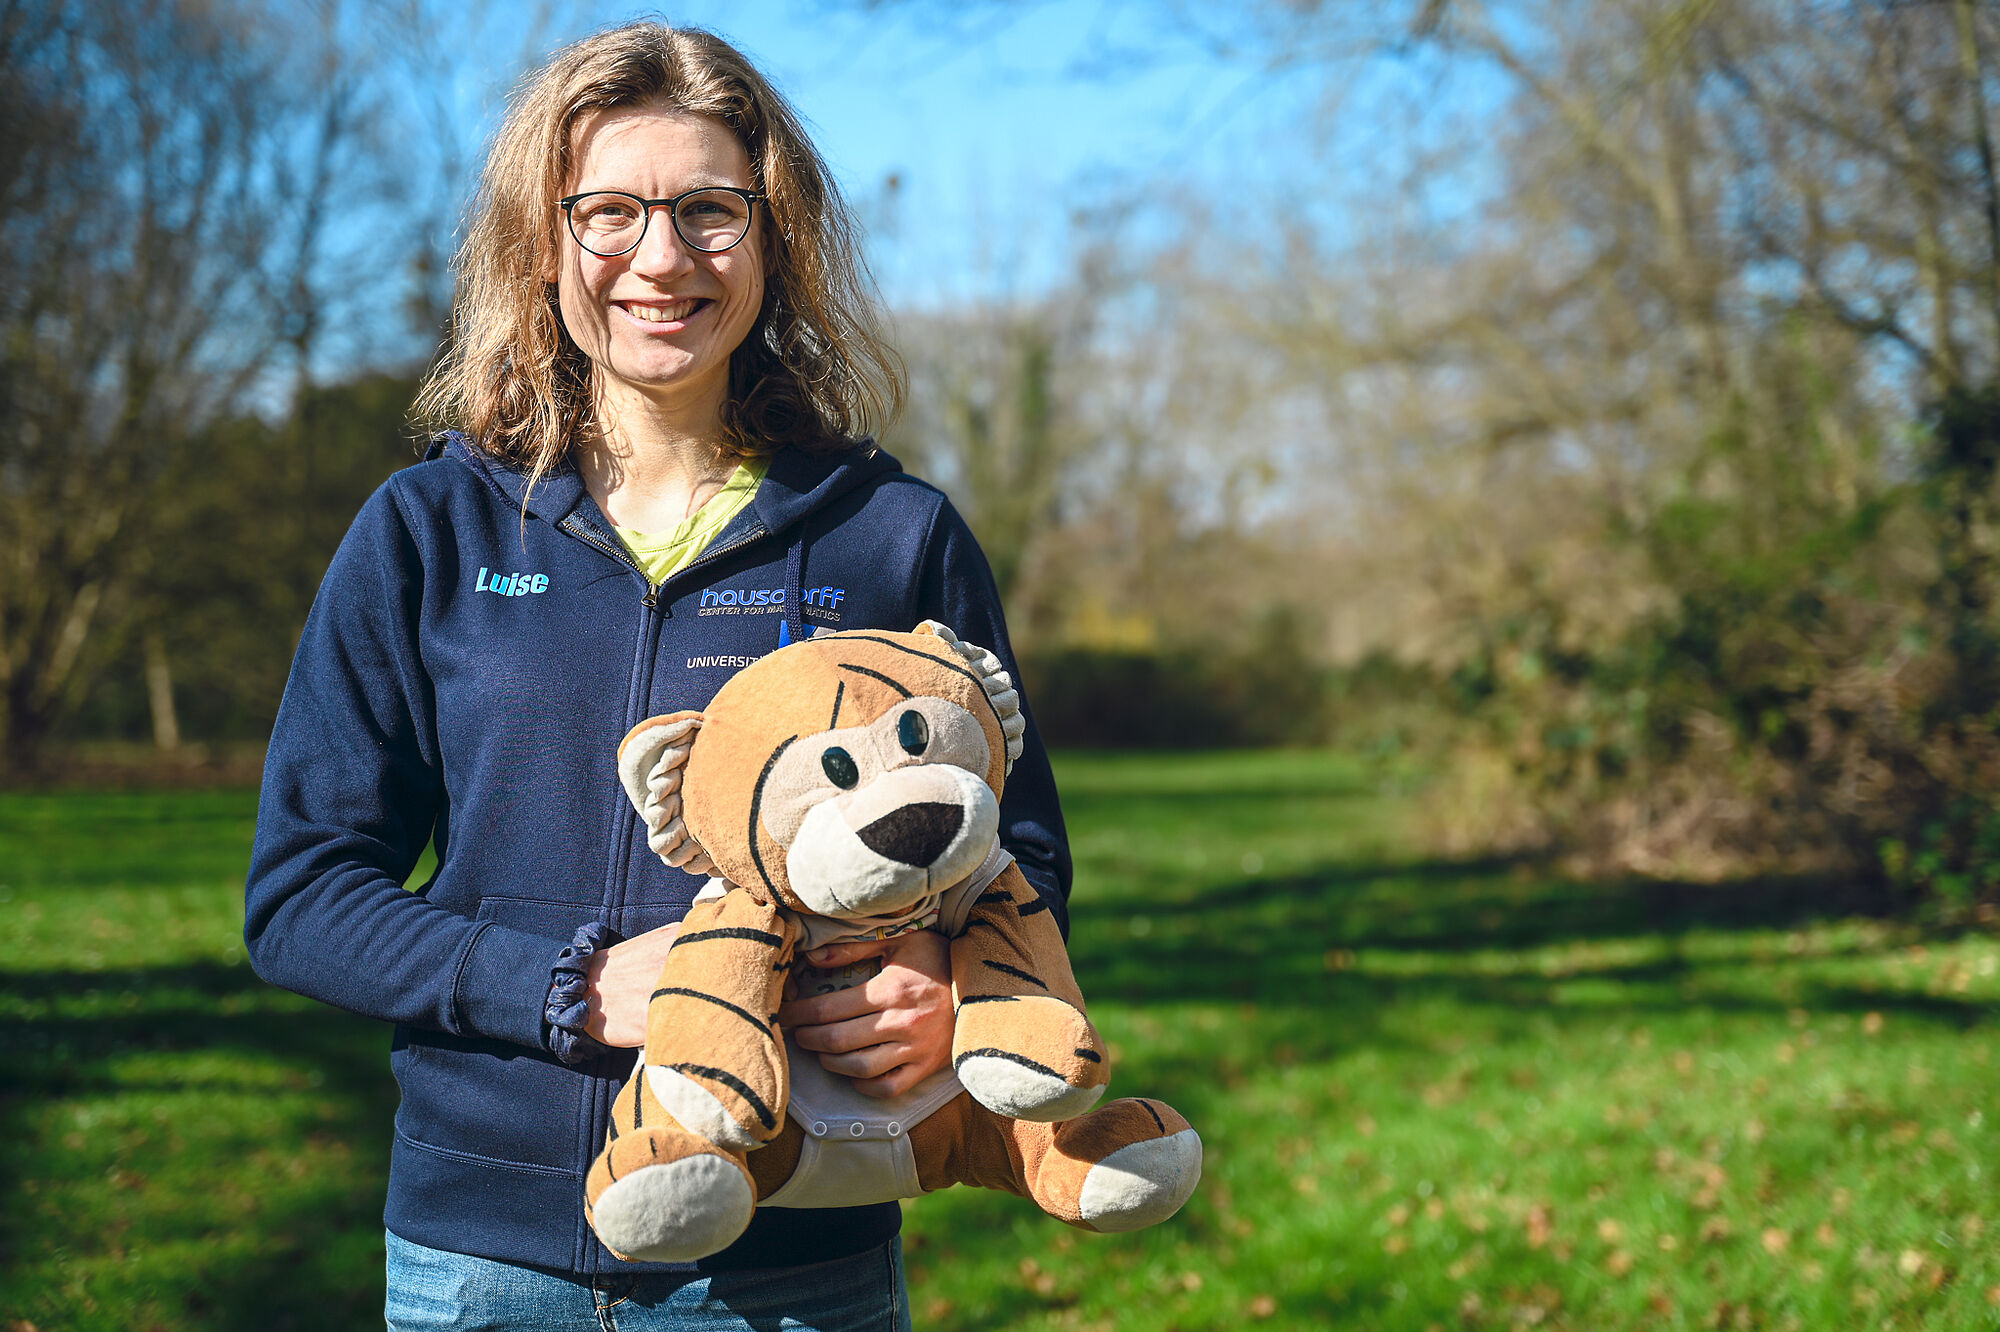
[618,623,1027,918]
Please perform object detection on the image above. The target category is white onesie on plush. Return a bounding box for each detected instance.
[679,839,1013,1208]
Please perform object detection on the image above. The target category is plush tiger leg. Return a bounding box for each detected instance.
[909,1093,1202,1234]
[950,863,1109,1121]
[743,1117,806,1199]
[640,888,796,1151]
[585,1056,758,1262]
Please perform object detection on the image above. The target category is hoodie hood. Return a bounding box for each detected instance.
[427,432,906,544]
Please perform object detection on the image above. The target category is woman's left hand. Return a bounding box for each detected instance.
[777,930,954,1098]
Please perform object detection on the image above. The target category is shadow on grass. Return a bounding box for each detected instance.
[0,962,395,1331]
[2,858,1988,1329]
[1065,854,2000,1097]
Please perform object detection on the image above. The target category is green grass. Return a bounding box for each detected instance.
[4,754,1999,1329]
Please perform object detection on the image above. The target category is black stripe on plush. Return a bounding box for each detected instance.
[677,927,786,948]
[1138,1099,1166,1133]
[976,888,1013,904]
[1073,1047,1101,1063]
[836,662,914,698]
[670,1063,777,1130]
[1016,897,1051,916]
[953,1048,1063,1079]
[980,959,1047,988]
[955,994,1019,1006]
[651,986,776,1030]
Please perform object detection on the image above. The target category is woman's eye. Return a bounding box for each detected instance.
[897,710,929,756]
[821,747,859,789]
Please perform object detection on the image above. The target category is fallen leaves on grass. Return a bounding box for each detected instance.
[1525,1203,1554,1249]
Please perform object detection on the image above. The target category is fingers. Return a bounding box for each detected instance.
[810,1041,931,1095]
[804,928,950,975]
[787,1008,912,1054]
[776,983,876,1029]
[846,1059,932,1099]
[778,955,934,1027]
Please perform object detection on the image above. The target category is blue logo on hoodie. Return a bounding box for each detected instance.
[475,567,547,597]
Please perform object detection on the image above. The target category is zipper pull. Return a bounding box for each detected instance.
[642,582,661,610]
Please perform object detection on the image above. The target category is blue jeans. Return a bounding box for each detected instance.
[384,1230,913,1332]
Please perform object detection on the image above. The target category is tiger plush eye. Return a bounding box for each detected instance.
[897,709,930,756]
[821,746,860,789]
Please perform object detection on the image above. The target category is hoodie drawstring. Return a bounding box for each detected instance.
[783,530,807,647]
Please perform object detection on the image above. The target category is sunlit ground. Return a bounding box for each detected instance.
[3,756,1996,1329]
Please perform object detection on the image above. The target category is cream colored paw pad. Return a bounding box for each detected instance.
[1077,1129,1203,1232]
[591,1155,754,1262]
[956,1049,1107,1122]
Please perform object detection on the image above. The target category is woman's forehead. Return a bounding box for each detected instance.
[567,106,751,192]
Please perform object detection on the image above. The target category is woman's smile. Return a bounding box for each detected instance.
[615,297,710,327]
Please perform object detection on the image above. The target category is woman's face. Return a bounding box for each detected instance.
[556,107,766,429]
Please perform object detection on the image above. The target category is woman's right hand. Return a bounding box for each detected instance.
[583,922,680,1047]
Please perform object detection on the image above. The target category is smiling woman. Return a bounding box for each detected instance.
[417,25,901,506]
[245,20,1076,1332]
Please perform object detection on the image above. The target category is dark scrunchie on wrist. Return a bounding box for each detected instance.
[546,920,624,1066]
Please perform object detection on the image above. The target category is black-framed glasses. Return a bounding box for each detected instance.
[558,187,764,257]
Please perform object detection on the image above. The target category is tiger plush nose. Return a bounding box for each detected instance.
[856,802,963,866]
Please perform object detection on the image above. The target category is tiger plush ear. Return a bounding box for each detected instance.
[915,621,1026,775]
[617,712,717,877]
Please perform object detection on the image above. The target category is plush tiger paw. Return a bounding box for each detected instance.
[953,993,1109,1122]
[586,1128,756,1263]
[1052,1098,1203,1233]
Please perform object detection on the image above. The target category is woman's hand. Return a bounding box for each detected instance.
[778,930,954,1098]
[583,922,681,1048]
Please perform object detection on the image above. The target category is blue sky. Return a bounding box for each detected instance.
[423,1,1338,307]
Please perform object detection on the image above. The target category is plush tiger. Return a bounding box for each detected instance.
[583,622,1202,1262]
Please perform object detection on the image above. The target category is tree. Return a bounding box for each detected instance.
[0,0,366,769]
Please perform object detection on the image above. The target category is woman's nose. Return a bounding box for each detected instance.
[629,206,696,278]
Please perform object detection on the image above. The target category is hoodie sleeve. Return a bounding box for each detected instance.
[243,481,562,1051]
[913,497,1075,937]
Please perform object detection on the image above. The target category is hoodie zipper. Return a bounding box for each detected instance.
[558,513,770,610]
[557,512,664,608]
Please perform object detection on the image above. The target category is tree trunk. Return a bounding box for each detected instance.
[144,629,180,752]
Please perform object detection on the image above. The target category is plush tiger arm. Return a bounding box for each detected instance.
[637,887,797,1152]
[949,861,1110,1122]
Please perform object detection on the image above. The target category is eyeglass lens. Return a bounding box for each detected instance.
[568,191,753,256]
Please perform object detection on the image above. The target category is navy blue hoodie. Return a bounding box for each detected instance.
[244,435,1070,1275]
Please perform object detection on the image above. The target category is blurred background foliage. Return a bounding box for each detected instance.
[4,0,1999,909]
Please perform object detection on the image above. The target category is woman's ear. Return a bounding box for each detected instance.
[617,712,716,876]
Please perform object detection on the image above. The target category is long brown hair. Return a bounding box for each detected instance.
[415,23,903,479]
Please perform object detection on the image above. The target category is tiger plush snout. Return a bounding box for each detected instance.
[784,760,998,916]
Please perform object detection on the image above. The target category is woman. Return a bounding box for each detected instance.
[243,23,1071,1330]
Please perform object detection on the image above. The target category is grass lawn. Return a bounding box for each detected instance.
[3,753,1999,1329]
